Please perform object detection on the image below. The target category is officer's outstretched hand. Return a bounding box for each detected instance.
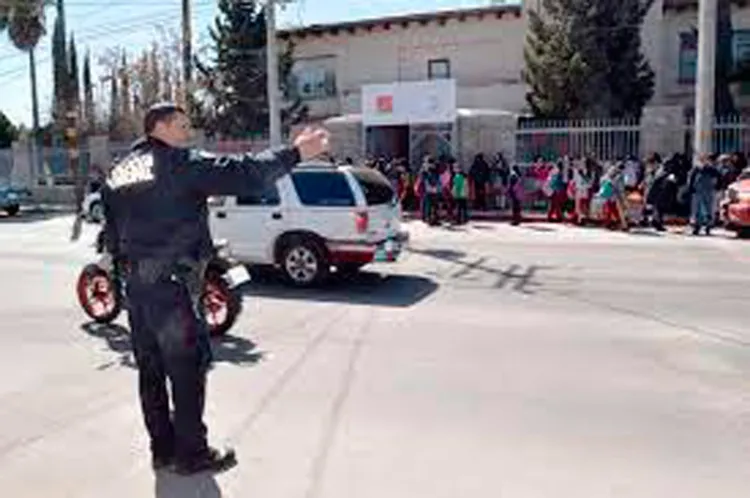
[294,127,330,161]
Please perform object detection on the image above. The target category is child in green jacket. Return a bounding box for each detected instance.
[452,166,470,224]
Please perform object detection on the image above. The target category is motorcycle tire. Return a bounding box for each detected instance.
[76,263,123,324]
[202,262,243,337]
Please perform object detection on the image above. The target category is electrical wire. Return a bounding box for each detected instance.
[0,2,215,83]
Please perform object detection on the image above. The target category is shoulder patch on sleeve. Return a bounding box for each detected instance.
[106,153,156,190]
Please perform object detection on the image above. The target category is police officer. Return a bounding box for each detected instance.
[100,103,329,475]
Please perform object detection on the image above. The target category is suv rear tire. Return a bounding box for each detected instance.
[280,236,329,287]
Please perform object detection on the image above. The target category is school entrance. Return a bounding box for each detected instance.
[361,79,458,169]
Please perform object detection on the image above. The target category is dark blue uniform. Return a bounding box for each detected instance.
[101,136,300,466]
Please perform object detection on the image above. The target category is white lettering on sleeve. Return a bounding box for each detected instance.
[106,154,155,190]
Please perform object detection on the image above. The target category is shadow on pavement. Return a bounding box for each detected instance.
[243,270,438,307]
[625,228,665,237]
[409,247,553,295]
[519,224,557,232]
[155,470,222,498]
[81,322,264,369]
[412,248,466,261]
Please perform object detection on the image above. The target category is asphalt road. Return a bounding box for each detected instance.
[0,213,749,497]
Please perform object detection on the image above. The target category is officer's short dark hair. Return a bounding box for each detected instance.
[144,102,186,134]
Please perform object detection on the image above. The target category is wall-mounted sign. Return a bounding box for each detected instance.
[362,79,457,126]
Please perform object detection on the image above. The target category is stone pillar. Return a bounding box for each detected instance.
[10,139,33,188]
[457,112,518,168]
[640,105,685,158]
[491,112,518,164]
[324,117,363,161]
[87,135,110,174]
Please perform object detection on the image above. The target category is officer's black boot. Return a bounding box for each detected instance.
[174,446,237,475]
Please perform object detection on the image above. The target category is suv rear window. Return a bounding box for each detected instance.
[291,171,356,207]
[350,167,395,205]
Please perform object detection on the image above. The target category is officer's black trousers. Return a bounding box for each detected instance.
[126,266,213,463]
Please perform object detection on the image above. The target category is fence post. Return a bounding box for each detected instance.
[640,105,684,158]
[10,139,33,189]
[87,135,111,175]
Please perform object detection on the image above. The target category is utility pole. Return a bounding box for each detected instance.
[694,0,718,156]
[266,0,282,147]
[182,0,193,108]
[29,49,41,185]
[67,111,83,241]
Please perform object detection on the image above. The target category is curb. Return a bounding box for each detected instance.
[402,211,691,226]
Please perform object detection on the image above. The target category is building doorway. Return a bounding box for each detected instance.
[409,124,456,168]
[365,125,409,162]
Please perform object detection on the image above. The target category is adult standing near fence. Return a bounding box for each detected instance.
[508,165,524,226]
[687,153,721,236]
[572,158,593,225]
[469,153,490,211]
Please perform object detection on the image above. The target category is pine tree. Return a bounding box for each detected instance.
[196,0,306,138]
[68,34,80,115]
[51,14,67,127]
[523,0,655,119]
[83,50,95,134]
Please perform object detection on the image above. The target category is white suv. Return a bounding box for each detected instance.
[208,162,408,286]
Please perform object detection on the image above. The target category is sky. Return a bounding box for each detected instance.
[0,0,498,127]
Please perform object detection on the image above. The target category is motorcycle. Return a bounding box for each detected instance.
[76,235,248,337]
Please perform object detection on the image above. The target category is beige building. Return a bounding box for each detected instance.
[653,0,750,114]
[278,0,750,163]
[278,4,526,165]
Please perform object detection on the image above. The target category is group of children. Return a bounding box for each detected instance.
[412,157,471,225]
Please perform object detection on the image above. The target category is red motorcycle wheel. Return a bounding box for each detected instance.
[202,273,242,337]
[76,264,123,324]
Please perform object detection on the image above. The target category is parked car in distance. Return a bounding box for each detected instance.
[0,179,31,216]
[82,179,104,223]
[208,162,409,286]
[721,170,750,238]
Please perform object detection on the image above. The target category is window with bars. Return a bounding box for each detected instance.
[733,30,750,96]
[292,58,337,101]
[428,58,451,80]
[678,31,697,84]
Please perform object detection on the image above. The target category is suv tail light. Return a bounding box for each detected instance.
[354,211,369,233]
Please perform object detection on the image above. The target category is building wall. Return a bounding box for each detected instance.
[656,3,750,113]
[284,11,526,120]
[284,2,750,123]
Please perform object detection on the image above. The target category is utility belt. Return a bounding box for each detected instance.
[127,256,208,306]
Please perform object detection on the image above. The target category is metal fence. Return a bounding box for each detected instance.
[682,115,750,156]
[0,148,12,182]
[515,115,750,165]
[515,118,641,165]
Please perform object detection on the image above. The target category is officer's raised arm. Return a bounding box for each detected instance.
[183,128,330,197]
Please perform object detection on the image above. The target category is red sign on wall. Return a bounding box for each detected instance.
[376,94,393,113]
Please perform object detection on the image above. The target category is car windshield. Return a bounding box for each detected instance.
[350,167,395,206]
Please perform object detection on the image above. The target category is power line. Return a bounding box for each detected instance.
[0,2,216,83]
